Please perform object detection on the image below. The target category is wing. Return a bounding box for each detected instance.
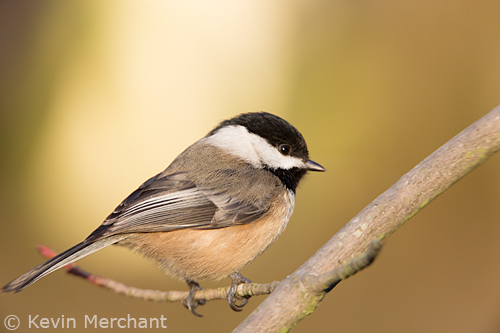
[85,169,276,242]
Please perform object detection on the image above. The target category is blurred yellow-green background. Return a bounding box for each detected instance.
[1,1,500,332]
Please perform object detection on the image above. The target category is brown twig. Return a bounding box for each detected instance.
[36,244,279,302]
[37,239,382,305]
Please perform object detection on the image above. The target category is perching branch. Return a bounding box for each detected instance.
[233,105,500,332]
[36,245,278,302]
[36,239,382,303]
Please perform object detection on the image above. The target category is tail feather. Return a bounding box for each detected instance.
[2,234,129,293]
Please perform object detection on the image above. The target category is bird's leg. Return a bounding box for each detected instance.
[227,272,252,311]
[183,280,206,317]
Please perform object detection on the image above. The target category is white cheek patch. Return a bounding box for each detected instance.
[204,125,305,170]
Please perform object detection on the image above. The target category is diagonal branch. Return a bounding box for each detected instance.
[234,105,500,332]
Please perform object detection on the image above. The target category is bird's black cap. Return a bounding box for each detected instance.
[208,112,309,162]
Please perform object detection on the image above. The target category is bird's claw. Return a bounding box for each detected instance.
[183,280,206,317]
[227,273,252,312]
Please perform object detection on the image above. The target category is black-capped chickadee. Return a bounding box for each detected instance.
[2,112,325,316]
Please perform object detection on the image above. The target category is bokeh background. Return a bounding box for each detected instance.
[1,1,500,332]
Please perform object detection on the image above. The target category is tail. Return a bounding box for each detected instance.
[2,234,129,293]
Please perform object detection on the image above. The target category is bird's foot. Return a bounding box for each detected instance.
[183,280,206,317]
[227,272,252,311]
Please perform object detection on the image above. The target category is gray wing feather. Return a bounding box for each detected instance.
[86,169,275,241]
[2,163,278,293]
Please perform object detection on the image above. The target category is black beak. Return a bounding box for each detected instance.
[304,159,326,172]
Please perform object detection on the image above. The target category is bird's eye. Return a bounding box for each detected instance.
[279,144,291,155]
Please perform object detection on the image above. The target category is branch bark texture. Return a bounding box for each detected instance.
[234,105,500,332]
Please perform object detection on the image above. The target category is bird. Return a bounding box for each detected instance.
[2,112,326,316]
